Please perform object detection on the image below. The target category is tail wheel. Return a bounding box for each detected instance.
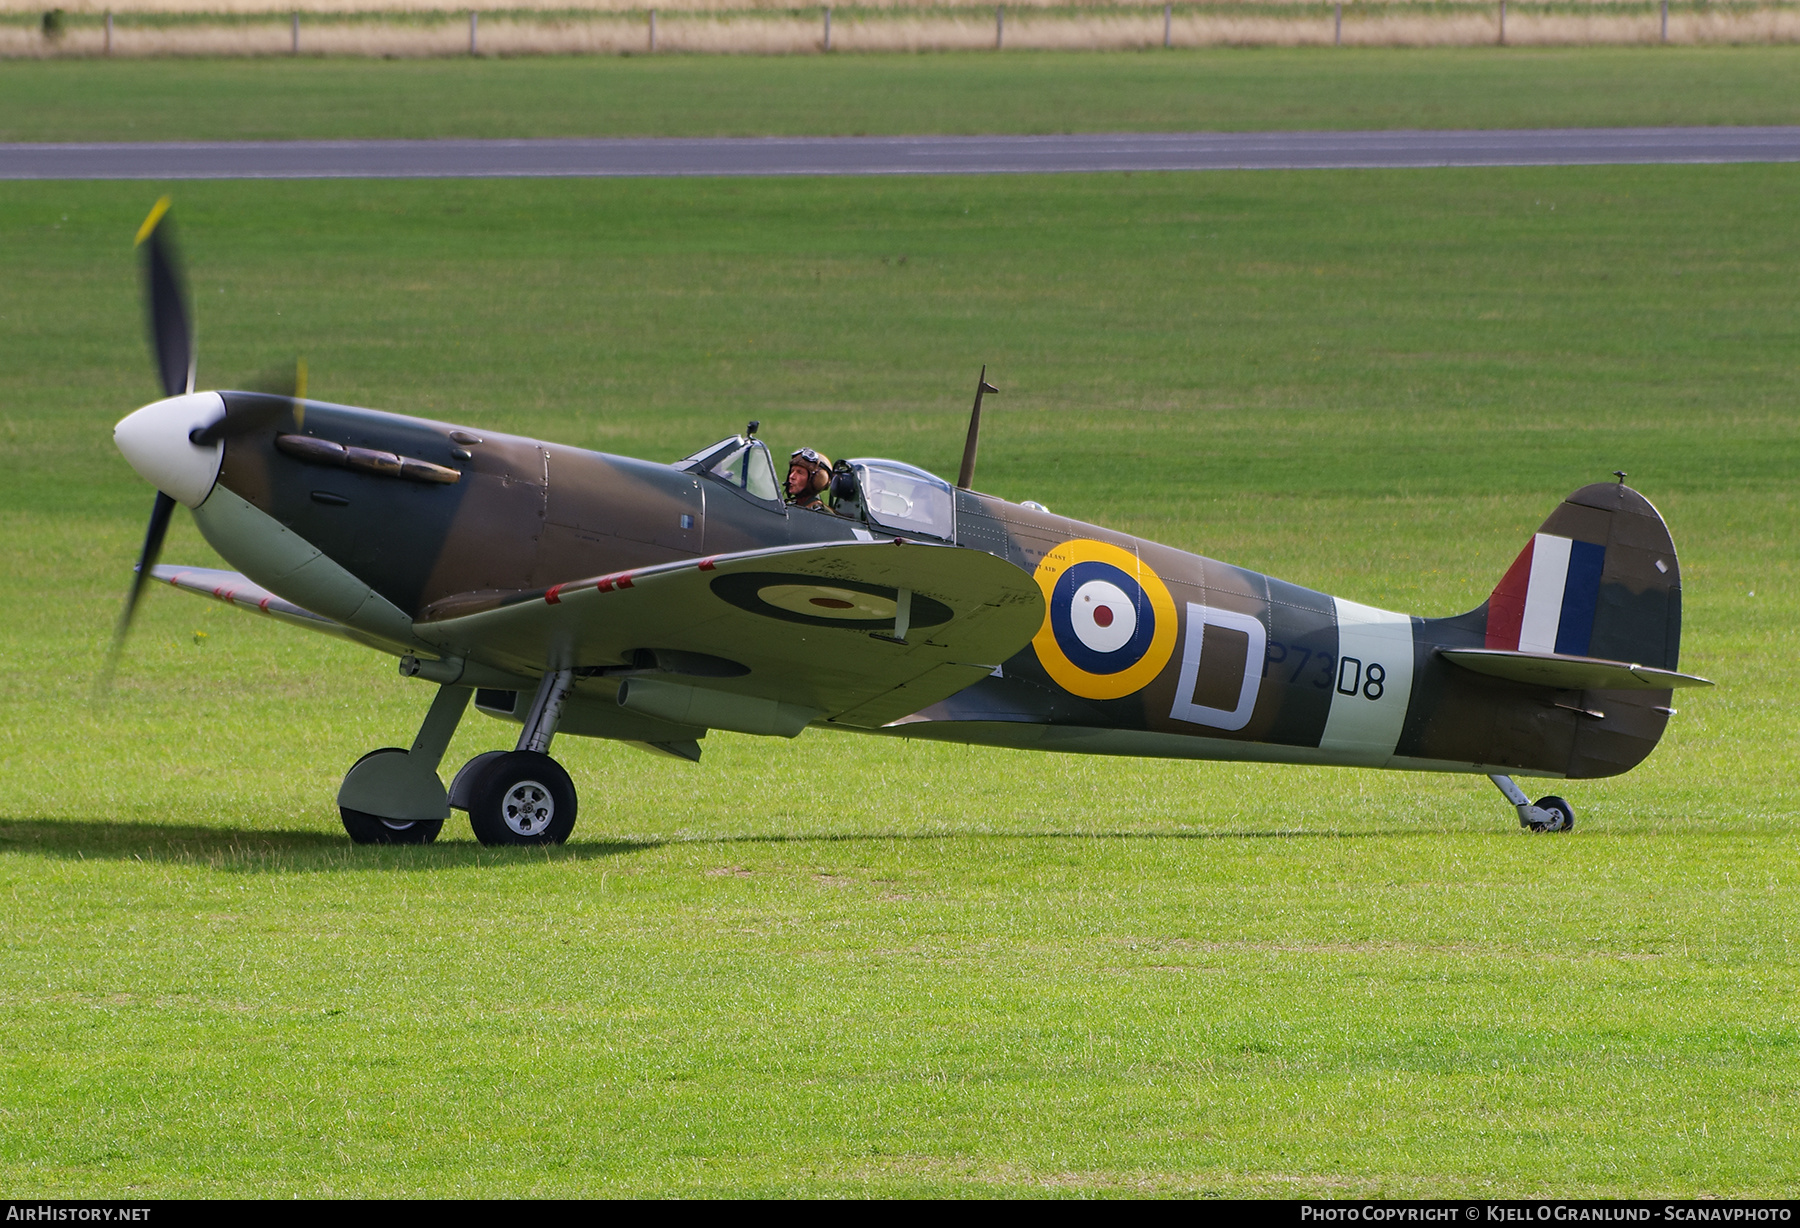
[1529,795,1575,833]
[466,750,578,847]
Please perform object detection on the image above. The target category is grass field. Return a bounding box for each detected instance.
[1,161,1797,1195]
[5,46,1800,141]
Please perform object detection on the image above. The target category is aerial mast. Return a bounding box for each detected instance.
[955,365,999,490]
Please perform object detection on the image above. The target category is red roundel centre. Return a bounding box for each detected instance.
[1093,605,1114,628]
[810,597,856,609]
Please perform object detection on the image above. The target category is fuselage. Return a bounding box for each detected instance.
[118,391,1672,782]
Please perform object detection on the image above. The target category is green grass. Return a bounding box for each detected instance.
[6,46,1800,142]
[1,166,1796,1195]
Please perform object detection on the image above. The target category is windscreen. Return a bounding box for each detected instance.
[707,441,780,502]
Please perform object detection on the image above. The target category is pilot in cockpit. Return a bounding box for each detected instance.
[786,448,833,512]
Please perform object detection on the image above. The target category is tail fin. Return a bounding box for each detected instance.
[1406,483,1700,780]
[1480,482,1683,671]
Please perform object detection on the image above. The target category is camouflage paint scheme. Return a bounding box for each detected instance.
[189,392,1693,782]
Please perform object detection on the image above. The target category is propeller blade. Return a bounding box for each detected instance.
[241,357,307,403]
[188,394,295,446]
[188,358,308,445]
[97,490,177,698]
[136,197,194,400]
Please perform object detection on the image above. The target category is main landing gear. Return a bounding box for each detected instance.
[450,670,578,846]
[338,683,470,844]
[339,668,581,847]
[1488,774,1575,833]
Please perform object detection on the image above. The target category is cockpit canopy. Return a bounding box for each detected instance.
[675,437,956,540]
[841,459,956,541]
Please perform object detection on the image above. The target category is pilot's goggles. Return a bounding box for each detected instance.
[790,448,830,471]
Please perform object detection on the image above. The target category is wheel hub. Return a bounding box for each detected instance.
[501,780,555,836]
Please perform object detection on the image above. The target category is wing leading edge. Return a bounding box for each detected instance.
[149,564,367,643]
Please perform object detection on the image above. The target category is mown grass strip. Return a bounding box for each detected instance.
[4,46,1800,140]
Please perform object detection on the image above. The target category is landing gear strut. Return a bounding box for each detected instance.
[1489,774,1575,833]
[453,668,579,847]
[339,683,472,844]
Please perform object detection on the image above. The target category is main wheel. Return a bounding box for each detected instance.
[341,807,444,845]
[338,746,447,845]
[1529,795,1575,833]
[466,750,578,846]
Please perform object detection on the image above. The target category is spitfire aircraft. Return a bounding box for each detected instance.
[107,202,1712,846]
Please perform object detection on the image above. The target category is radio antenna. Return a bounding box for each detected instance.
[956,365,999,490]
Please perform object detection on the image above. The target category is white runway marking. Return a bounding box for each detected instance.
[5,128,1799,180]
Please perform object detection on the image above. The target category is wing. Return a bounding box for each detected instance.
[149,565,374,644]
[414,541,1045,730]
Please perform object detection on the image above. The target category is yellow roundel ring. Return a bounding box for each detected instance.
[1030,538,1178,701]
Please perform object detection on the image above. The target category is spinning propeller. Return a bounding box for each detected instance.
[101,199,307,695]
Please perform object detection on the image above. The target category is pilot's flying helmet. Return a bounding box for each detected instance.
[790,448,833,497]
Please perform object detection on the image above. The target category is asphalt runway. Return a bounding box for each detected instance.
[5,127,1800,179]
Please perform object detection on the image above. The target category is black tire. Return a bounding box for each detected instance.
[341,807,444,845]
[339,746,446,845]
[1530,795,1575,833]
[466,750,578,847]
